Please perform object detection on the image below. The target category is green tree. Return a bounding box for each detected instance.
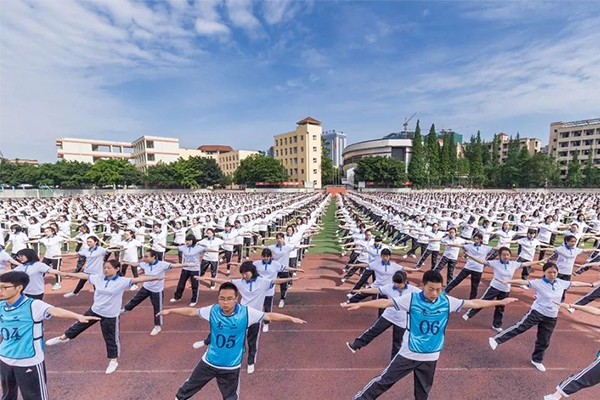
[85,159,142,187]
[425,124,440,185]
[500,135,522,188]
[439,134,450,184]
[583,147,600,187]
[355,156,407,187]
[173,157,224,188]
[517,146,532,187]
[486,134,501,186]
[321,137,335,186]
[233,154,289,187]
[408,120,427,187]
[145,162,180,188]
[566,151,583,187]
[55,161,92,188]
[448,133,457,184]
[527,153,561,188]
[466,131,485,185]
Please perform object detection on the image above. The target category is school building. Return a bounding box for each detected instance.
[56,136,258,174]
[273,117,323,189]
[485,132,542,164]
[548,118,600,178]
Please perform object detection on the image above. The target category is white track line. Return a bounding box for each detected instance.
[47,367,574,374]
[44,328,597,334]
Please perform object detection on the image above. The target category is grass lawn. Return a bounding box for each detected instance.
[309,197,342,254]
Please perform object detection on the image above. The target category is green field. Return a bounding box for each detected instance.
[309,197,342,254]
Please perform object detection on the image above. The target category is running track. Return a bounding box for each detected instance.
[40,253,600,400]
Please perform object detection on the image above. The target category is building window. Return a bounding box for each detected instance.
[285,149,288,155]
[313,169,317,174]
[312,135,316,140]
[301,169,304,174]
[301,158,304,163]
[146,141,154,149]
[301,147,304,152]
[284,138,287,145]
[148,154,155,161]
[275,150,279,157]
[294,158,298,164]
[294,136,297,143]
[571,141,581,147]
[312,147,317,152]
[313,158,317,163]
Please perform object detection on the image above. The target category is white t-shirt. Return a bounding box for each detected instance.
[199,237,224,262]
[379,284,420,328]
[0,297,52,367]
[78,246,107,275]
[393,293,464,361]
[528,278,572,318]
[268,244,295,268]
[0,250,15,272]
[9,232,28,253]
[232,277,274,311]
[89,274,132,317]
[149,230,168,253]
[138,261,171,292]
[40,235,63,259]
[441,237,465,260]
[119,239,142,263]
[517,237,540,261]
[253,259,286,296]
[554,245,584,276]
[487,260,522,292]
[178,244,204,271]
[14,262,51,295]
[462,244,493,273]
[368,260,404,288]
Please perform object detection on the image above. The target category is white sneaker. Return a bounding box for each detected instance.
[150,326,162,336]
[346,342,357,353]
[105,360,119,374]
[568,307,575,314]
[193,341,205,349]
[411,254,416,259]
[340,302,348,307]
[129,284,139,291]
[402,255,408,259]
[492,326,503,333]
[346,293,353,298]
[532,361,546,372]
[543,395,558,400]
[247,364,255,374]
[341,278,347,283]
[170,298,180,303]
[46,336,69,346]
[52,283,61,291]
[462,313,469,321]
[519,284,529,290]
[189,302,197,307]
[278,299,285,308]
[262,324,269,333]
[210,284,216,290]
[488,337,498,351]
[63,292,77,298]
[120,308,126,315]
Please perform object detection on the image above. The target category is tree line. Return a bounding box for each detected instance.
[0,155,290,189]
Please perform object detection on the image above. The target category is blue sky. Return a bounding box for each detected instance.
[1,0,600,162]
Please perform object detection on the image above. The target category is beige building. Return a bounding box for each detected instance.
[130,136,181,171]
[218,150,259,176]
[273,117,322,188]
[549,118,600,178]
[485,132,541,164]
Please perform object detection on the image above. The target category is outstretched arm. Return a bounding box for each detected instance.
[351,288,380,295]
[464,252,488,265]
[559,303,600,316]
[132,275,164,284]
[195,276,230,285]
[47,307,101,324]
[570,280,600,288]
[272,277,301,285]
[502,279,529,286]
[462,297,518,310]
[341,298,395,311]
[521,258,549,268]
[156,307,199,318]
[61,272,90,280]
[263,312,306,324]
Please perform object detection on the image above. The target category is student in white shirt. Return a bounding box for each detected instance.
[346,270,420,359]
[198,229,225,290]
[46,259,164,374]
[414,223,444,269]
[549,234,597,301]
[121,249,190,336]
[162,236,205,306]
[116,229,144,288]
[149,224,168,261]
[0,246,19,272]
[195,261,298,373]
[167,221,187,263]
[8,225,28,258]
[490,262,598,372]
[218,223,238,276]
[463,246,546,332]
[28,226,64,291]
[444,233,493,300]
[431,228,465,284]
[12,249,65,300]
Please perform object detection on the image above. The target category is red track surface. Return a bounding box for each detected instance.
[38,253,600,400]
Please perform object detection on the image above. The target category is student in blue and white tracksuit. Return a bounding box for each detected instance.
[344,270,518,400]
[0,271,98,400]
[346,270,420,359]
[45,259,164,375]
[158,282,307,400]
[195,261,298,373]
[544,303,600,400]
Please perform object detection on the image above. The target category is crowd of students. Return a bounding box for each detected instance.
[1,190,600,399]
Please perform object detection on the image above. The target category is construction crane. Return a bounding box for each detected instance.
[403,113,417,137]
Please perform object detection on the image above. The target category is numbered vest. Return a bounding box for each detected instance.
[0,297,38,360]
[205,304,249,368]
[407,292,450,354]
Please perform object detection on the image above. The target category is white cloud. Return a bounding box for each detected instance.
[195,19,230,35]
[225,0,262,33]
